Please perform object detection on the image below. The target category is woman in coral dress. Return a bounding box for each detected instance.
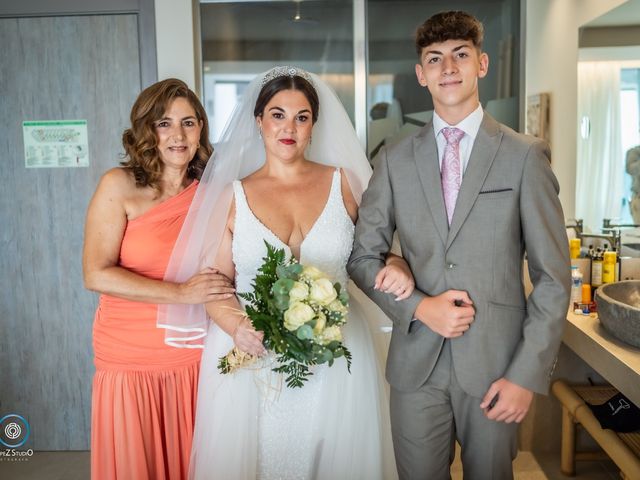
[83,78,234,480]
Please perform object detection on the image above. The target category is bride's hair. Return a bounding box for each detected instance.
[253,75,319,124]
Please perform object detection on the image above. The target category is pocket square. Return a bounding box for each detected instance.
[479,188,513,194]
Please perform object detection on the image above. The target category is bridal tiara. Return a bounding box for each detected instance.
[260,66,314,87]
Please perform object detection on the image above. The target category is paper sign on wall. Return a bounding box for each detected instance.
[23,120,89,168]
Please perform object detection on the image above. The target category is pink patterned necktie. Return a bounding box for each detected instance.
[441,127,465,225]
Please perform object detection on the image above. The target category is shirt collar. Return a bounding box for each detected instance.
[433,104,484,140]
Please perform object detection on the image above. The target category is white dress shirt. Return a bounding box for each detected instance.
[433,104,484,177]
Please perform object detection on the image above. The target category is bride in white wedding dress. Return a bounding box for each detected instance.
[159,67,412,479]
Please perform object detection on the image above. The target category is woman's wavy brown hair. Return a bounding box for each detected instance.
[121,78,213,191]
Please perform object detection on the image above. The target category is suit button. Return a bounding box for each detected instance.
[447,263,455,269]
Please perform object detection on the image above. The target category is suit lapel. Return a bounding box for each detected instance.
[446,113,502,249]
[413,123,448,246]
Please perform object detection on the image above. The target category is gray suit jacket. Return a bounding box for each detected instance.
[348,112,570,398]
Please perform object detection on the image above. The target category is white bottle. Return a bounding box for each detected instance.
[570,266,583,307]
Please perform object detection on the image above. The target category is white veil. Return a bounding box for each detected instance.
[158,67,373,347]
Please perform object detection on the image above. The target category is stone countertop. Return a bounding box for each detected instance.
[563,312,640,405]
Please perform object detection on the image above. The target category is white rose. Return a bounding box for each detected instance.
[313,312,326,336]
[284,302,315,331]
[321,325,342,344]
[309,278,338,305]
[288,281,309,304]
[301,265,323,280]
[328,299,348,316]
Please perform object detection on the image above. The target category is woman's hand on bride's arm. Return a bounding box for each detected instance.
[374,253,415,301]
[177,267,235,304]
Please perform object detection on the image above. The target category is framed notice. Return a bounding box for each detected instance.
[526,93,550,144]
[23,120,89,168]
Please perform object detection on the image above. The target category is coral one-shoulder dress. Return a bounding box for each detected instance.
[91,182,201,480]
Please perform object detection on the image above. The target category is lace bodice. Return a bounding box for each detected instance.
[231,169,354,297]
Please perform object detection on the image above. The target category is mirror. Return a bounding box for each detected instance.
[576,0,640,233]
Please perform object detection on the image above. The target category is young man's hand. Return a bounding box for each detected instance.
[480,378,533,423]
[413,290,474,337]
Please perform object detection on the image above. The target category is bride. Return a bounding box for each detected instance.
[159,66,412,479]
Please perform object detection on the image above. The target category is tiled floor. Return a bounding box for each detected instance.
[0,451,89,480]
[0,448,622,480]
[451,449,620,480]
[533,451,620,480]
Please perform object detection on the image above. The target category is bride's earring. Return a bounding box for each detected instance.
[309,135,312,145]
[258,126,263,139]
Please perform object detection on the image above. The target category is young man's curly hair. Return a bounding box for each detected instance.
[415,11,484,56]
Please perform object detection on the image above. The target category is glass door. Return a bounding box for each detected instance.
[199,0,522,155]
[200,0,354,142]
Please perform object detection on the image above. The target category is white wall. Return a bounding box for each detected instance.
[525,0,627,220]
[154,0,198,91]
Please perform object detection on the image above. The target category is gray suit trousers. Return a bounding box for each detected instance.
[390,341,518,480]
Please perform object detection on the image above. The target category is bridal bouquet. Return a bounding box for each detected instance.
[218,242,352,388]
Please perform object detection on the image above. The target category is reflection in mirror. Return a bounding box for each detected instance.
[623,68,640,223]
[575,0,640,233]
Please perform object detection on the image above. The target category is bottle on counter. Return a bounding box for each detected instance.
[569,238,581,259]
[591,248,603,288]
[602,251,617,284]
[571,266,583,307]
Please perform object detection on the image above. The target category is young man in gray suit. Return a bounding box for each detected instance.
[348,10,570,480]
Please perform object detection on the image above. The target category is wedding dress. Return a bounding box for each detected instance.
[189,169,397,480]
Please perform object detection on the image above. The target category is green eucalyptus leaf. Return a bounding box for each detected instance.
[296,324,314,340]
[317,347,333,364]
[326,340,341,350]
[339,289,349,305]
[277,263,303,280]
[273,295,289,311]
[273,278,295,295]
[276,264,291,279]
[289,263,303,276]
